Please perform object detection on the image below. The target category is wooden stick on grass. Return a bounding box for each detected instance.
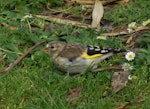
[91,65,122,72]
[0,40,46,75]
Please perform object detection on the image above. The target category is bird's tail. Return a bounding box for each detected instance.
[87,45,127,55]
[113,48,127,53]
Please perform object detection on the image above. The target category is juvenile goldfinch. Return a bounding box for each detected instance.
[43,41,126,74]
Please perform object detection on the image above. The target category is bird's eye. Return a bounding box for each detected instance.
[50,46,54,49]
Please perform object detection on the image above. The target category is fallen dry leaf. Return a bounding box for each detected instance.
[111,71,130,93]
[66,87,81,106]
[91,0,104,29]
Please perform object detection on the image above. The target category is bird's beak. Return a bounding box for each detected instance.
[42,48,48,53]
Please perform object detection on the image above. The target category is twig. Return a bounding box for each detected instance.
[0,40,46,75]
[75,0,118,5]
[101,26,150,36]
[34,15,92,28]
[91,65,122,72]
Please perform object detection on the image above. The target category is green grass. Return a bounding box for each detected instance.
[0,0,150,109]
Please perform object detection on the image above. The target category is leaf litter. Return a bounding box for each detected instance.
[91,0,104,29]
[111,71,130,93]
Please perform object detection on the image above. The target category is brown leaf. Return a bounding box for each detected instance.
[66,87,81,106]
[111,71,130,93]
[91,0,104,29]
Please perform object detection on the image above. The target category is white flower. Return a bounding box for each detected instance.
[128,75,137,80]
[142,19,150,26]
[82,5,86,10]
[96,36,107,40]
[20,14,33,22]
[128,75,132,80]
[125,51,135,61]
[21,14,33,21]
[127,28,133,33]
[128,22,136,29]
[122,63,133,71]
[20,18,25,22]
[127,22,137,33]
[29,14,33,18]
[23,15,30,19]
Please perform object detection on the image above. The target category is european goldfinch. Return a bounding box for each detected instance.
[43,41,126,74]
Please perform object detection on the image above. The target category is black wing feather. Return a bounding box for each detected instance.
[87,45,126,55]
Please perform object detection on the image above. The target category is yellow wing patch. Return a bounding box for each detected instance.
[81,52,102,59]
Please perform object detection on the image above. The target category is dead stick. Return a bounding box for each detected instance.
[34,15,92,28]
[76,0,118,5]
[91,65,122,72]
[101,26,150,36]
[0,40,46,75]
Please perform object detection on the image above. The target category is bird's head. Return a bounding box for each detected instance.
[43,41,66,58]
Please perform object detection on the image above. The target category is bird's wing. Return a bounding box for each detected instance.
[58,42,87,61]
[59,42,126,60]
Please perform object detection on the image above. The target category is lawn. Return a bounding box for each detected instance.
[0,0,150,109]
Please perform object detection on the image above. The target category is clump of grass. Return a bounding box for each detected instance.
[104,0,150,26]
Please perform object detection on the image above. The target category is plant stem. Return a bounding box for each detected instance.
[27,19,32,33]
[0,48,22,55]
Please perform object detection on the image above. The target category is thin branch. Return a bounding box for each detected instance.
[34,15,92,28]
[91,65,122,72]
[0,40,46,75]
[75,0,118,5]
[101,26,150,36]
